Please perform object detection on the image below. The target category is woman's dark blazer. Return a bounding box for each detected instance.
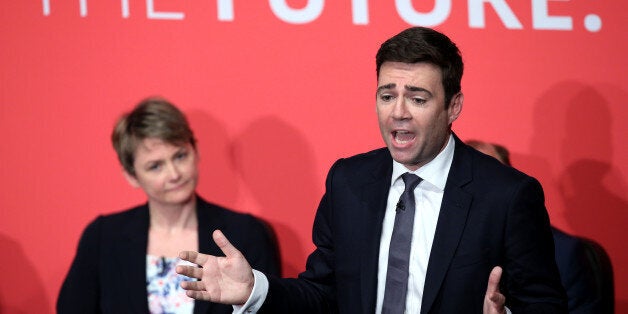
[57,196,281,313]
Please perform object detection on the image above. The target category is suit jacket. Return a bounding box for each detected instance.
[552,227,603,314]
[57,196,281,314]
[261,135,566,313]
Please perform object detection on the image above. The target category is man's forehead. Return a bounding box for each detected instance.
[377,62,442,81]
[379,60,441,70]
[376,65,443,95]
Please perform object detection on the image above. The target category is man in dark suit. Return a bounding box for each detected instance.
[552,228,605,313]
[176,27,567,313]
[466,139,605,313]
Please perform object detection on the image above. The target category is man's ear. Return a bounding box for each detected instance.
[123,170,140,188]
[448,92,463,124]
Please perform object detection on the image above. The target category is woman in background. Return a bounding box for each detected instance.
[58,97,281,313]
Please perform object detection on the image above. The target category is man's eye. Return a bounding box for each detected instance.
[380,95,394,101]
[412,98,426,105]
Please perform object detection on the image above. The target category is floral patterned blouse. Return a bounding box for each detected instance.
[146,255,196,314]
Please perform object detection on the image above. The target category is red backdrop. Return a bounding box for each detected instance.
[1,1,626,312]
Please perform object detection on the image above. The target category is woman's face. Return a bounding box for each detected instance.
[124,138,198,208]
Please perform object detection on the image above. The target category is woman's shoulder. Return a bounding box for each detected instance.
[98,203,148,221]
[196,197,267,234]
[81,203,149,237]
[197,198,257,222]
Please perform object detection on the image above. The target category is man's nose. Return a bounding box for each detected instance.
[392,98,411,119]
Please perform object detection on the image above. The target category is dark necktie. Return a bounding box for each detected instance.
[382,172,422,314]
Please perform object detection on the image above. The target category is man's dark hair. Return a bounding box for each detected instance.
[376,27,463,108]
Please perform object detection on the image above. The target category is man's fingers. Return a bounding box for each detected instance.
[484,266,506,313]
[179,250,209,265]
[489,291,506,304]
[176,264,205,279]
[186,290,211,301]
[180,280,206,291]
[213,229,242,258]
[486,266,503,294]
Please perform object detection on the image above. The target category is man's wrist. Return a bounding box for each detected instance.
[232,270,269,314]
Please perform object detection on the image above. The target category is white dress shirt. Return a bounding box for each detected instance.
[236,135,455,314]
[375,134,454,313]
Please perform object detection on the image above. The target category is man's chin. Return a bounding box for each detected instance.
[389,152,419,170]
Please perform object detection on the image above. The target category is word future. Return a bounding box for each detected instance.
[42,0,602,32]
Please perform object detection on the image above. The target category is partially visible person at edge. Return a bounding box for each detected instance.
[57,97,281,313]
[176,27,567,313]
[467,139,604,314]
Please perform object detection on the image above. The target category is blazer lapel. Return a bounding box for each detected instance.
[421,136,473,313]
[359,150,393,312]
[116,205,151,313]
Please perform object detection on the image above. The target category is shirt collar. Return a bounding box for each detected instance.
[391,134,455,191]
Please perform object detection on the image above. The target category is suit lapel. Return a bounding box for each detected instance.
[359,150,393,312]
[116,205,151,313]
[421,136,473,313]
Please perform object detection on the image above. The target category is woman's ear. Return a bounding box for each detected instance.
[123,169,140,188]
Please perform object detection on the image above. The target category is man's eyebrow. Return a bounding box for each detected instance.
[405,85,432,96]
[376,83,433,97]
[376,83,396,94]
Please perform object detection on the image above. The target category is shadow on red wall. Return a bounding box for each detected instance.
[518,81,628,312]
[231,116,320,277]
[187,109,240,206]
[187,108,317,277]
[0,233,51,313]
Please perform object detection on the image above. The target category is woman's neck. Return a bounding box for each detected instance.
[148,196,198,232]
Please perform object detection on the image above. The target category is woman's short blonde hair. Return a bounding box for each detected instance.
[111,97,196,176]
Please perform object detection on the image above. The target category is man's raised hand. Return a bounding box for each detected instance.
[176,230,255,305]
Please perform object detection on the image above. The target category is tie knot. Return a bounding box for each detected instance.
[401,172,422,193]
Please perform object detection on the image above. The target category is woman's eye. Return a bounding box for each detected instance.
[175,152,188,160]
[148,164,161,171]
